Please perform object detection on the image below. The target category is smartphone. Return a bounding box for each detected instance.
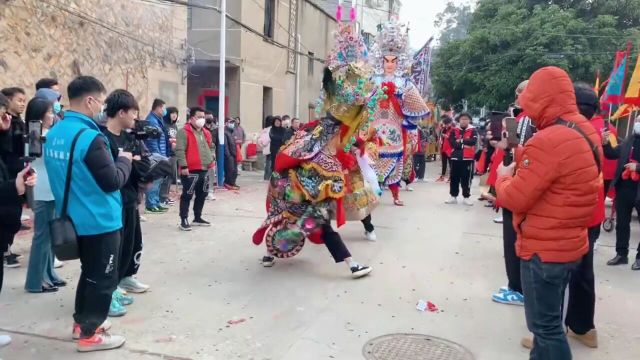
[504,117,519,147]
[28,120,43,158]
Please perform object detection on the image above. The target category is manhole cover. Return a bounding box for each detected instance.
[363,333,474,360]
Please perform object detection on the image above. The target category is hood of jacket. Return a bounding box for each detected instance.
[518,66,580,130]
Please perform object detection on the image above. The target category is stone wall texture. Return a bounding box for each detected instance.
[0,0,187,111]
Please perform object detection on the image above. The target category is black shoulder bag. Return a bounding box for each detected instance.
[554,119,601,173]
[50,128,87,261]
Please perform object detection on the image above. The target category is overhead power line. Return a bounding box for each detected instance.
[143,0,327,64]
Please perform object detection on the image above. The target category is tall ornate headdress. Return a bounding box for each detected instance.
[370,20,411,77]
[315,1,383,151]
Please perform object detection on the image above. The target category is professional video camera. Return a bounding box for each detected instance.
[131,119,162,141]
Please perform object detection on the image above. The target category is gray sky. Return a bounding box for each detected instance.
[399,0,472,49]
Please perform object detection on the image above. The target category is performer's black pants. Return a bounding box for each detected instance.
[361,215,374,233]
[321,224,351,263]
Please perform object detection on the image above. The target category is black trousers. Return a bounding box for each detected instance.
[565,226,598,335]
[224,155,238,186]
[441,152,450,176]
[180,170,208,220]
[503,209,522,294]
[361,215,374,233]
[263,154,272,180]
[321,224,351,263]
[74,230,121,337]
[614,184,640,259]
[120,205,142,280]
[449,160,473,198]
[0,228,17,294]
[413,153,426,180]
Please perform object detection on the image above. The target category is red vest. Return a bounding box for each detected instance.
[184,124,213,171]
[452,127,476,159]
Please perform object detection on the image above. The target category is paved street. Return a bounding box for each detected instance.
[1,163,639,360]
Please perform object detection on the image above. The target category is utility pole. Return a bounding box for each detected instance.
[217,0,226,187]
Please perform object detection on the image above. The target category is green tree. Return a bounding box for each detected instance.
[435,1,473,45]
[432,0,640,110]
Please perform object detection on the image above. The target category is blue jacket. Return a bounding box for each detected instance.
[144,112,168,156]
[44,111,123,236]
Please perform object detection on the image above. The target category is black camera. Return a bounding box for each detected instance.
[131,120,162,141]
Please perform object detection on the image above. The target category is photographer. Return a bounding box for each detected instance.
[143,98,169,214]
[101,90,151,319]
[496,67,601,358]
[44,76,131,352]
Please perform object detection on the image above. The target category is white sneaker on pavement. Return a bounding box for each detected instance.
[54,257,65,269]
[365,231,377,241]
[119,277,150,293]
[0,334,11,347]
[77,332,125,352]
[463,198,474,206]
[493,216,503,224]
[445,197,458,204]
[207,193,217,201]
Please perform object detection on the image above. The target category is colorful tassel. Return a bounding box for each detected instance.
[350,7,356,22]
[336,5,343,22]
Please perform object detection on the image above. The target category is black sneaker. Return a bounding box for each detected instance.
[350,264,372,279]
[179,218,192,231]
[192,218,211,227]
[3,254,20,268]
[261,256,275,267]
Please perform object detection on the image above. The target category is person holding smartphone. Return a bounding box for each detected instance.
[24,96,68,293]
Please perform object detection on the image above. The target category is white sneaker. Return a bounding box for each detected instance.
[119,276,150,293]
[140,215,148,223]
[77,332,125,352]
[493,216,503,224]
[207,193,217,201]
[54,257,65,269]
[405,186,414,192]
[445,197,458,204]
[463,198,474,206]
[365,231,377,241]
[0,334,11,347]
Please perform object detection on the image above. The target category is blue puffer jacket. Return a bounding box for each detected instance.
[144,112,168,156]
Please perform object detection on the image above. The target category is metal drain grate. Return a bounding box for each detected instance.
[362,333,474,360]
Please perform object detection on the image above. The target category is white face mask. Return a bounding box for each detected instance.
[195,118,206,128]
[634,122,640,135]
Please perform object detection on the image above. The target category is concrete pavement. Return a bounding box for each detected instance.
[1,163,639,360]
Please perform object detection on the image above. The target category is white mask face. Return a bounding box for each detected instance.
[195,118,206,128]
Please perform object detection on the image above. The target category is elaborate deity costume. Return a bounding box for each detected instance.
[337,127,381,240]
[369,21,430,206]
[252,13,382,278]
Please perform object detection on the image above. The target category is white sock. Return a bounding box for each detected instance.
[346,258,359,268]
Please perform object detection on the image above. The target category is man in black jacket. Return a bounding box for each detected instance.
[102,90,150,309]
[603,117,640,270]
[214,118,239,190]
[0,87,28,265]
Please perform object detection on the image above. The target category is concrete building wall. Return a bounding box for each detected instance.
[0,0,187,115]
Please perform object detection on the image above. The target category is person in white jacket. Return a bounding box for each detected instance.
[259,116,273,180]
